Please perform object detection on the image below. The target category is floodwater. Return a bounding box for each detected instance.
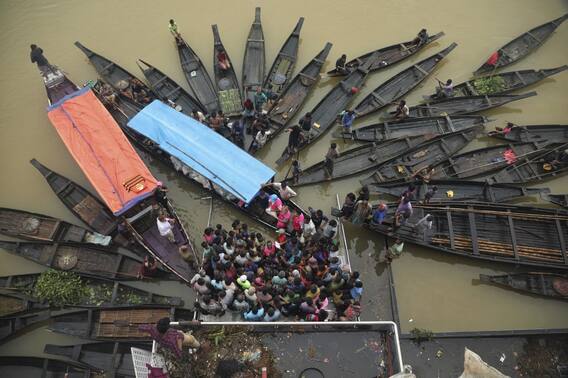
[1,0,568,358]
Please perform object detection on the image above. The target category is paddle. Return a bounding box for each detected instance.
[112,320,198,327]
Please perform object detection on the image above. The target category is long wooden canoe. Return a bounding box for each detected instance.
[364,202,568,270]
[428,66,567,100]
[42,67,80,105]
[0,310,51,342]
[361,127,482,185]
[74,41,155,107]
[0,272,182,307]
[288,136,431,187]
[428,142,543,180]
[260,42,332,153]
[475,14,568,75]
[275,52,378,166]
[542,193,568,208]
[0,241,156,280]
[367,180,549,203]
[488,124,568,144]
[333,115,488,142]
[0,356,95,377]
[404,92,537,118]
[49,306,195,340]
[45,341,149,377]
[0,291,48,317]
[30,159,118,235]
[354,43,457,117]
[327,31,445,76]
[175,33,219,114]
[137,59,206,115]
[242,7,266,101]
[212,24,243,118]
[263,17,304,96]
[483,143,568,184]
[479,272,568,300]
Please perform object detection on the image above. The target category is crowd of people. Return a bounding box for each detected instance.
[190,215,364,321]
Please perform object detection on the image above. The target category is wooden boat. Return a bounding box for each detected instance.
[0,356,95,377]
[263,17,304,96]
[332,115,487,142]
[367,180,549,203]
[42,67,80,105]
[242,7,265,101]
[275,52,378,166]
[175,33,219,114]
[428,142,543,180]
[479,272,568,300]
[474,14,568,75]
[137,59,206,115]
[74,41,155,107]
[360,127,482,185]
[354,43,457,117]
[327,31,445,76]
[49,306,195,340]
[0,272,182,307]
[30,159,118,235]
[211,24,243,118]
[288,136,432,187]
[483,143,568,184]
[488,124,568,144]
[427,66,567,100]
[45,341,149,377]
[261,42,332,153]
[0,291,48,317]
[542,193,568,208]
[0,241,158,280]
[364,202,568,270]
[404,92,537,118]
[0,310,51,342]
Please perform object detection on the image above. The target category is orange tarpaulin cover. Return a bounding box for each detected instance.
[47,87,158,215]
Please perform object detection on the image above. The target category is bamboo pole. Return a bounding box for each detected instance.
[416,205,568,221]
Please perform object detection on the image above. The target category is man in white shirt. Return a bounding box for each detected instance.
[267,182,297,200]
[157,214,176,243]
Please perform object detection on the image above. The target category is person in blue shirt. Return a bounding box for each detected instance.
[350,280,363,301]
[340,110,356,134]
[372,203,388,225]
[244,306,265,321]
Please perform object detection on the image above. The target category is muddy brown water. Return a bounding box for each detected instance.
[1,0,567,359]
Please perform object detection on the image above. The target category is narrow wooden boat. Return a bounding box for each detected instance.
[74,41,155,107]
[263,17,304,96]
[0,310,51,342]
[288,136,431,187]
[0,272,182,307]
[361,127,482,185]
[175,33,219,114]
[327,31,445,76]
[0,292,48,317]
[489,124,568,144]
[542,193,568,208]
[0,241,157,280]
[428,142,543,180]
[30,159,118,235]
[332,115,488,142]
[42,67,80,105]
[0,356,95,377]
[242,7,265,101]
[404,92,537,118]
[363,202,568,270]
[484,143,568,184]
[137,59,206,115]
[275,52,378,166]
[45,341,149,377]
[211,24,243,118]
[475,14,568,75]
[261,42,332,153]
[354,43,457,117]
[479,272,568,300]
[428,66,567,99]
[49,306,195,340]
[368,180,549,203]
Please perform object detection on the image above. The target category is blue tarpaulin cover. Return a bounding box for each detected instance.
[128,101,275,204]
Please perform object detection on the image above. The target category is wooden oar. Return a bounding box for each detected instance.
[112,320,198,327]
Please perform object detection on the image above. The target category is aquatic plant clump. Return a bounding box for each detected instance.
[34,269,89,306]
[472,76,506,94]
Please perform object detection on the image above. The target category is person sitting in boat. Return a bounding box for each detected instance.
[30,44,53,75]
[191,109,207,123]
[217,48,231,71]
[351,200,372,225]
[423,185,438,203]
[544,148,568,171]
[323,143,340,179]
[251,113,269,136]
[98,82,120,108]
[208,111,223,132]
[340,109,356,134]
[137,255,159,279]
[168,19,182,44]
[139,317,200,357]
[412,29,429,47]
[265,181,297,201]
[340,193,356,219]
[335,54,348,74]
[299,112,313,134]
[392,100,410,120]
[157,213,177,243]
[129,78,151,104]
[435,78,454,98]
[488,122,516,137]
[264,84,279,105]
[249,129,269,153]
[371,203,388,225]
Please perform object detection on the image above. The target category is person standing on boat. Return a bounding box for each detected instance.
[30,44,53,75]
[254,87,268,112]
[139,317,200,356]
[323,143,340,179]
[168,19,182,44]
[423,186,438,203]
[291,160,302,184]
[285,125,304,155]
[217,48,231,71]
[157,213,177,243]
[299,112,313,133]
[340,110,356,135]
[335,54,348,74]
[392,100,410,120]
[436,79,454,98]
